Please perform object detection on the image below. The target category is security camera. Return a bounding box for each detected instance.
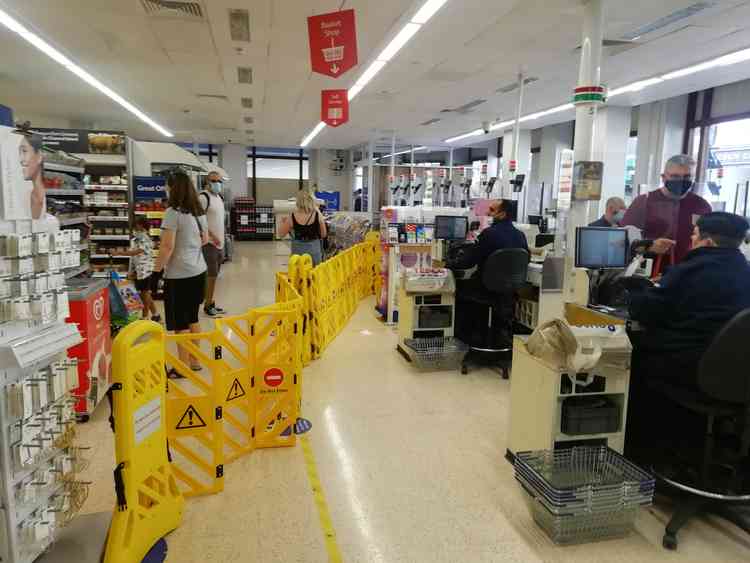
[481,121,491,135]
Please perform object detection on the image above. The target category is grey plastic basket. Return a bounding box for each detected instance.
[514,447,654,544]
[404,337,468,370]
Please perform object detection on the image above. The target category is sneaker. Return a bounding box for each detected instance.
[151,314,162,323]
[204,305,223,317]
[214,305,226,314]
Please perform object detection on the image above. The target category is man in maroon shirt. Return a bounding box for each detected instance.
[621,154,712,267]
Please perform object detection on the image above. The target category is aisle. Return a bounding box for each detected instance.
[78,242,747,562]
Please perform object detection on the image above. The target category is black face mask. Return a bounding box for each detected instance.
[665,178,694,197]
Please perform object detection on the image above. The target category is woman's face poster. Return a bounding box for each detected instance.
[0,125,42,220]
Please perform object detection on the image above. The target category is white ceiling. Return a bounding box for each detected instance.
[2,0,750,150]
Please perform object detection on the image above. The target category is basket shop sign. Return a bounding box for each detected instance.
[307,9,358,78]
[321,90,349,127]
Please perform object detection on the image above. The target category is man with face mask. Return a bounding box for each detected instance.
[621,154,712,268]
[589,197,626,227]
[200,171,226,317]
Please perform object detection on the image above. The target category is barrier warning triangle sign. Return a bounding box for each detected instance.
[226,378,246,402]
[176,405,207,430]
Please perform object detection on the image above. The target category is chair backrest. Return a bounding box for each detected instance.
[481,248,529,295]
[698,308,750,405]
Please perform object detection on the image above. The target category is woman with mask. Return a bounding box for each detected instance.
[154,171,208,375]
[278,187,327,266]
[621,154,712,269]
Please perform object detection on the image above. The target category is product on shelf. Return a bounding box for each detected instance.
[232,197,274,241]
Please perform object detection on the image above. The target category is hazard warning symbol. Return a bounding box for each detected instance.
[226,378,246,402]
[175,405,207,430]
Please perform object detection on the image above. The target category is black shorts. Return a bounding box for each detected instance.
[134,272,160,293]
[164,272,206,331]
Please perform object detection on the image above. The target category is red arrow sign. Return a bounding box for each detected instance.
[321,89,349,127]
[308,9,358,78]
[264,367,284,388]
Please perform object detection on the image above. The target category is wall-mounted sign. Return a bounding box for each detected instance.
[321,89,349,127]
[572,161,603,201]
[556,149,574,210]
[307,9,358,78]
[134,176,167,200]
[31,127,126,155]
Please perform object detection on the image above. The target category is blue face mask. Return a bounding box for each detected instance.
[210,182,222,194]
[613,210,625,224]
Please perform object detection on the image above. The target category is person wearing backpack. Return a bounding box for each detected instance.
[200,171,226,317]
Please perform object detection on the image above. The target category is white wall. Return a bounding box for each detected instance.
[308,148,351,210]
[592,106,632,216]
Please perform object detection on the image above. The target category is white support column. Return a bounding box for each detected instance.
[221,143,250,197]
[562,0,604,302]
[593,106,632,215]
[502,129,531,200]
[509,71,525,198]
[367,137,376,215]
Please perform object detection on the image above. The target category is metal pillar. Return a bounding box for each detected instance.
[509,70,525,199]
[562,0,604,302]
[366,137,376,215]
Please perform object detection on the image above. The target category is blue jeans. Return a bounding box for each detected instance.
[291,239,323,265]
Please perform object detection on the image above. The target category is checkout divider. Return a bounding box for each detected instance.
[104,236,380,562]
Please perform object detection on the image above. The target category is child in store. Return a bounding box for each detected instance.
[121,216,161,322]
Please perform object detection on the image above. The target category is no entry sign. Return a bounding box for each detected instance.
[264,367,284,388]
[307,9,358,78]
[321,89,349,127]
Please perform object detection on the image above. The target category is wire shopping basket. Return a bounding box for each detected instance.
[322,38,345,62]
[404,337,468,371]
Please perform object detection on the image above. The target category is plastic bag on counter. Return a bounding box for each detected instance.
[527,319,579,370]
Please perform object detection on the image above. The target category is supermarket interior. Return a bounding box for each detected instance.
[2,0,750,562]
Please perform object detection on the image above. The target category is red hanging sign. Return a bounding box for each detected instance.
[307,9,358,78]
[321,89,350,127]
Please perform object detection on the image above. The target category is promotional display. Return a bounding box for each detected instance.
[307,9,358,78]
[133,175,167,199]
[32,127,126,155]
[0,126,38,220]
[572,161,603,201]
[321,89,350,127]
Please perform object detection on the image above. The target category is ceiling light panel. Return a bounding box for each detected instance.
[621,2,716,41]
[412,0,449,24]
[229,9,250,42]
[377,22,420,62]
[0,7,173,137]
[237,66,253,84]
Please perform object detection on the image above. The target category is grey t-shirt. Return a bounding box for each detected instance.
[161,207,208,279]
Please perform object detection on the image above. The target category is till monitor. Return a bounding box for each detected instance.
[575,227,629,269]
[434,215,468,241]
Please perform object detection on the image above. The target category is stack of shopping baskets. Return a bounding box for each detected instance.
[514,447,655,544]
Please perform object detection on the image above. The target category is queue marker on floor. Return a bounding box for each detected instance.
[301,435,344,563]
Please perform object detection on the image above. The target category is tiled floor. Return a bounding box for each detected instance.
[77,241,750,562]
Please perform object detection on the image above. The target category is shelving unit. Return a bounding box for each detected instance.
[232,198,274,241]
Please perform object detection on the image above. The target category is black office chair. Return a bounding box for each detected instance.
[648,309,750,550]
[457,248,529,378]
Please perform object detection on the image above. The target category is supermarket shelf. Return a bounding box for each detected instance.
[44,161,85,175]
[149,228,161,237]
[85,184,128,191]
[88,215,129,222]
[58,215,87,226]
[46,189,85,197]
[64,264,89,279]
[90,234,130,241]
[73,153,126,167]
[84,202,128,208]
[135,211,165,218]
[91,254,129,259]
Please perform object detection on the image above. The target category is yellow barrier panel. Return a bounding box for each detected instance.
[214,312,255,463]
[104,321,184,563]
[165,332,225,497]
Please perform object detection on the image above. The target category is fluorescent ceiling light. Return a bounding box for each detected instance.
[375,146,427,161]
[348,60,387,101]
[0,8,173,137]
[661,60,719,79]
[301,122,326,147]
[412,0,450,24]
[716,47,750,66]
[377,23,421,62]
[490,120,514,132]
[446,129,484,143]
[608,78,664,97]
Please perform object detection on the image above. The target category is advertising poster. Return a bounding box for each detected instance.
[572,160,604,201]
[0,125,41,220]
[32,127,126,154]
[134,176,167,200]
[556,149,574,210]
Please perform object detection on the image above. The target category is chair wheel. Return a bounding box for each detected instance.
[662,533,678,550]
[461,365,468,375]
[501,368,509,380]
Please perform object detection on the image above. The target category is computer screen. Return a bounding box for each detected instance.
[575,227,629,269]
[434,215,468,240]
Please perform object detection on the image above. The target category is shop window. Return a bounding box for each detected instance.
[625,136,637,203]
[706,117,750,216]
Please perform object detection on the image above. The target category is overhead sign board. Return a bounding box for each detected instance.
[133,176,167,200]
[307,9,358,78]
[321,89,350,127]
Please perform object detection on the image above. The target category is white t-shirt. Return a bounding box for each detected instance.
[200,191,225,249]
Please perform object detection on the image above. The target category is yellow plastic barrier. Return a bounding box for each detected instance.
[164,331,225,497]
[104,321,184,563]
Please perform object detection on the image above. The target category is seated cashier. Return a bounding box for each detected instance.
[589,197,626,228]
[449,199,528,274]
[628,211,750,388]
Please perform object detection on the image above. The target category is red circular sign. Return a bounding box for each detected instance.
[264,368,284,388]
